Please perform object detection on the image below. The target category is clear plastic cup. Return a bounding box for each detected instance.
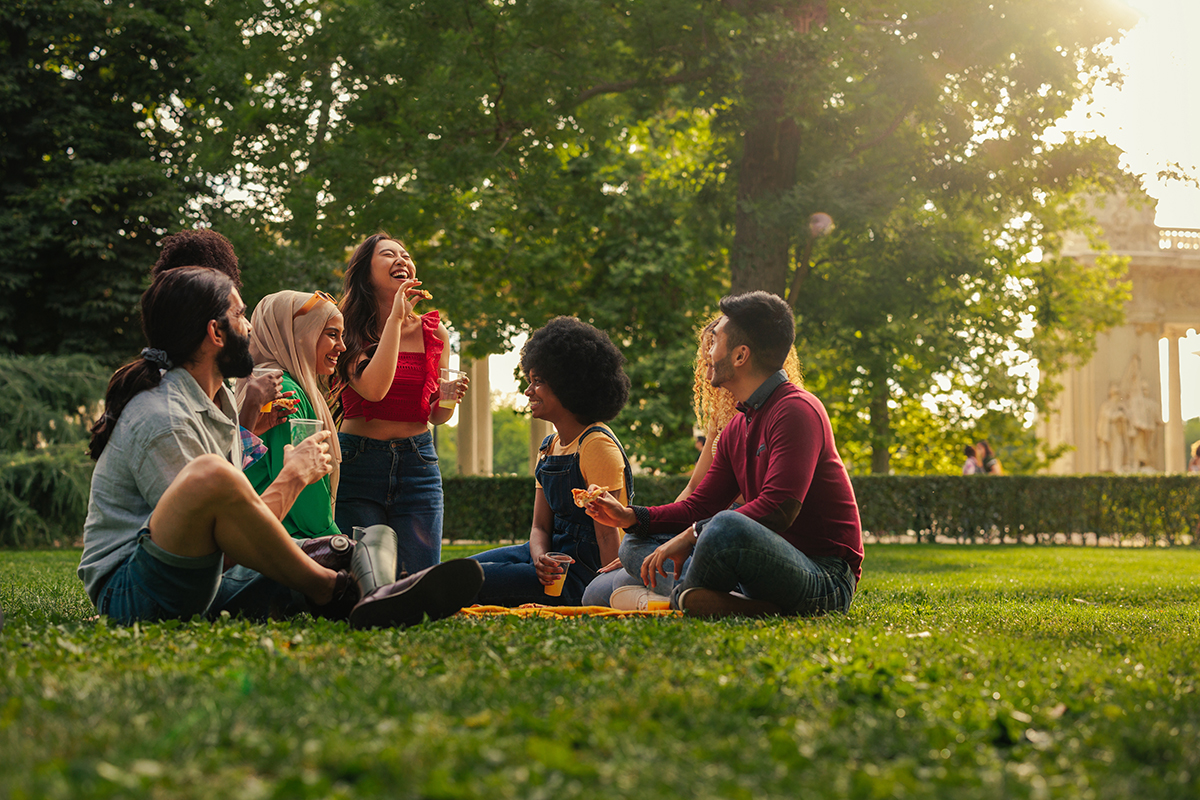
[289,418,322,447]
[542,552,573,597]
[439,368,465,409]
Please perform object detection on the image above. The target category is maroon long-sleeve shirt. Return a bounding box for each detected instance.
[645,373,864,580]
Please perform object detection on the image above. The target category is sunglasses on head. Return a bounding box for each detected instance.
[293,290,337,319]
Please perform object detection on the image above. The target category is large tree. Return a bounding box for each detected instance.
[0,0,209,361]
[177,0,1142,471]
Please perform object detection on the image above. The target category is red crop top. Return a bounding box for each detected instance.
[341,311,444,423]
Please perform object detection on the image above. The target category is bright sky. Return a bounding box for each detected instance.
[488,2,1200,411]
[1059,0,1200,228]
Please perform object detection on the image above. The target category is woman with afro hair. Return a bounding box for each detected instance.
[471,316,633,606]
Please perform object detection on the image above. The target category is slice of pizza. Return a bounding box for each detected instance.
[571,485,610,508]
[274,396,301,413]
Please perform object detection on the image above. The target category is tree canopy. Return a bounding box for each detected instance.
[0,0,208,361]
[1,0,1149,472]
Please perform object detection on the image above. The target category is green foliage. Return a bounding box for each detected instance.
[440,474,1200,545]
[0,0,209,362]
[171,0,1141,474]
[0,445,93,548]
[3,546,1200,799]
[0,354,108,452]
[492,405,531,476]
[1184,417,1200,466]
[443,474,688,542]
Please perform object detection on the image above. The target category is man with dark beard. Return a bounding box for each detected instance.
[152,228,282,434]
[586,291,863,618]
[79,267,481,626]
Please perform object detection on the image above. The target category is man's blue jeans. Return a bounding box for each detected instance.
[650,510,856,615]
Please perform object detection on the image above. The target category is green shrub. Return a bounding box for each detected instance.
[5,463,1198,547]
[442,474,689,541]
[0,353,107,452]
[853,475,1200,545]
[0,444,93,548]
[445,474,1200,545]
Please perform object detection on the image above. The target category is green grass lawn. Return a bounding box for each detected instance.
[2,545,1198,799]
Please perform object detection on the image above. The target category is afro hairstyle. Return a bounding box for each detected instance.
[152,229,241,288]
[520,316,630,424]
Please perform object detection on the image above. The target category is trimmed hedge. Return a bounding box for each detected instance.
[3,458,1198,547]
[853,475,1200,546]
[443,475,691,542]
[445,475,1200,546]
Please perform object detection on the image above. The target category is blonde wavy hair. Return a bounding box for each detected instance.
[692,313,803,433]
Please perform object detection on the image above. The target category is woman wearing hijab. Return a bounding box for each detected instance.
[236,290,345,539]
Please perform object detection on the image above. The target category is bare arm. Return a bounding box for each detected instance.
[528,488,563,586]
[258,431,333,521]
[428,322,466,426]
[350,280,422,402]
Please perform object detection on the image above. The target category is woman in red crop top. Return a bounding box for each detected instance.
[332,232,469,572]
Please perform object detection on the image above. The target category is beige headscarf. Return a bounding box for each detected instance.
[235,290,343,496]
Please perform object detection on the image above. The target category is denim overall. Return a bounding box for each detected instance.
[471,426,633,606]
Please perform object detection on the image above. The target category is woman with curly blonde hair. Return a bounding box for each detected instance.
[676,314,803,502]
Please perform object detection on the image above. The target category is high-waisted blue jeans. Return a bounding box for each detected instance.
[335,431,443,573]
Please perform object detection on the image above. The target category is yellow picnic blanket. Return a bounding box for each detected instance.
[459,603,680,618]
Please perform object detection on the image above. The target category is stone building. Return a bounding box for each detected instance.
[1039,194,1200,473]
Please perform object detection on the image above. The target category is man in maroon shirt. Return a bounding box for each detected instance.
[587,291,863,618]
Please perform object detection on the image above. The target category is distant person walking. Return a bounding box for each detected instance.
[961,444,981,475]
[976,440,1002,475]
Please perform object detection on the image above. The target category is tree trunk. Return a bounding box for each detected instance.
[870,383,891,474]
[729,88,800,296]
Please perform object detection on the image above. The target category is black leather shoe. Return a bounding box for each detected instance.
[300,533,355,572]
[349,559,484,630]
[309,569,359,621]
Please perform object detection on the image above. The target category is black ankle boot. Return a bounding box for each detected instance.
[349,559,484,630]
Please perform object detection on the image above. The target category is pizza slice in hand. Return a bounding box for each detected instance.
[571,485,610,508]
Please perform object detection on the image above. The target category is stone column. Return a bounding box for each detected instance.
[1166,329,1185,472]
[456,357,493,476]
[529,418,553,474]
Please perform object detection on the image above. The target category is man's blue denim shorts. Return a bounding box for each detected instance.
[97,531,223,624]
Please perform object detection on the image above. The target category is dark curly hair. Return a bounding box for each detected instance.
[152,229,241,288]
[521,316,630,424]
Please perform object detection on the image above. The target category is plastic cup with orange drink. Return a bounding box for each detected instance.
[543,552,574,597]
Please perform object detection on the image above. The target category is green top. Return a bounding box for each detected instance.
[244,373,340,540]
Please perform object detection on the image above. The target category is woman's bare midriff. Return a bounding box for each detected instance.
[340,417,431,442]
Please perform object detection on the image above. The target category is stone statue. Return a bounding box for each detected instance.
[1126,379,1160,470]
[1096,383,1127,473]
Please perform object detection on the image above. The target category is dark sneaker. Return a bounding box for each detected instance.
[349,559,484,630]
[300,533,356,572]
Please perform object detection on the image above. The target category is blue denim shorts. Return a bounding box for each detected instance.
[97,532,224,624]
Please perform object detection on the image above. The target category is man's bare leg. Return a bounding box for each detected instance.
[149,455,338,605]
[677,587,781,619]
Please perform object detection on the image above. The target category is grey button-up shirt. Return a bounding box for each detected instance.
[78,368,242,605]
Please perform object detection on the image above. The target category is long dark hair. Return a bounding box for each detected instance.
[88,268,234,460]
[334,231,400,389]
